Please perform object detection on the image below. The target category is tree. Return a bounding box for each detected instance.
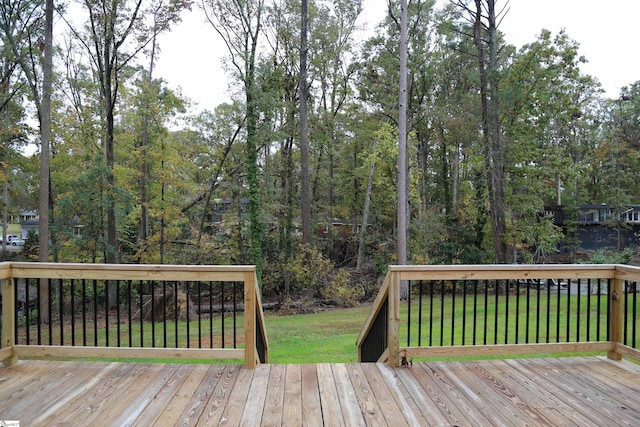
[454,0,507,263]
[501,30,601,261]
[309,0,362,259]
[355,0,438,267]
[204,0,265,283]
[299,0,310,244]
[397,0,408,267]
[67,0,189,264]
[0,0,36,258]
[39,0,53,266]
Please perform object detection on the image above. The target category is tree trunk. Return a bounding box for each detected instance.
[300,0,311,245]
[397,0,408,266]
[357,141,377,270]
[246,45,263,285]
[38,0,54,322]
[473,0,507,264]
[139,35,157,257]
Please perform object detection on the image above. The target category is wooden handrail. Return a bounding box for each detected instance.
[358,264,640,365]
[0,262,269,369]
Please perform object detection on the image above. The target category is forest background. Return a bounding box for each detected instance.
[1,0,639,308]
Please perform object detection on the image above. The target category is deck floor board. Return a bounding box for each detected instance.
[1,357,639,426]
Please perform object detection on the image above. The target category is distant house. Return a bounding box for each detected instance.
[20,216,84,239]
[19,210,38,222]
[545,204,640,251]
[21,218,39,239]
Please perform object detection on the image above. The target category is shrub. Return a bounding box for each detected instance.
[320,269,363,308]
[585,248,634,265]
[281,244,361,308]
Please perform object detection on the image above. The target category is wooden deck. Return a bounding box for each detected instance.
[1,357,639,426]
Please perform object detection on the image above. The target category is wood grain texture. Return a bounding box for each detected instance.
[1,357,639,426]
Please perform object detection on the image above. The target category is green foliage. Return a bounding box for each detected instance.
[320,268,362,308]
[4,0,640,304]
[22,230,39,260]
[277,244,362,307]
[584,248,634,265]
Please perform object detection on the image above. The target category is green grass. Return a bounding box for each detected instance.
[264,305,373,364]
[15,292,639,364]
[7,223,21,234]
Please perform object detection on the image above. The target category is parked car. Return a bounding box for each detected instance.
[11,239,25,246]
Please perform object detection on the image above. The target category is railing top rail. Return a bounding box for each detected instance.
[388,263,634,281]
[612,264,640,282]
[6,262,256,282]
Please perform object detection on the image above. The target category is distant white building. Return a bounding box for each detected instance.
[19,216,83,239]
[19,210,38,222]
[21,218,39,239]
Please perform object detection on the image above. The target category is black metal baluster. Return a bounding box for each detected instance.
[586,278,592,341]
[48,279,53,345]
[494,281,499,345]
[535,279,541,343]
[71,280,76,346]
[105,280,109,348]
[151,281,155,348]
[462,281,467,346]
[546,279,552,343]
[576,279,581,342]
[209,281,213,349]
[25,280,30,345]
[116,280,121,347]
[407,280,411,347]
[186,283,191,349]
[504,280,509,345]
[93,280,98,346]
[606,279,611,341]
[174,282,179,348]
[221,281,225,348]
[58,280,64,346]
[418,281,423,347]
[163,281,167,348]
[623,281,629,345]
[37,279,42,345]
[633,282,637,348]
[429,281,434,346]
[566,279,571,342]
[82,279,87,346]
[451,281,456,346]
[556,278,561,343]
[473,281,478,346]
[198,281,202,349]
[139,280,144,347]
[597,279,602,341]
[525,279,530,344]
[233,281,238,348]
[128,281,133,347]
[484,280,489,345]
[440,281,445,346]
[515,280,520,345]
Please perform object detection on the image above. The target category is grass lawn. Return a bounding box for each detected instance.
[7,223,21,233]
[17,292,634,364]
[264,305,372,364]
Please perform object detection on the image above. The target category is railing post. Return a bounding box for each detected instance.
[1,276,17,366]
[244,270,257,369]
[388,270,401,367]
[608,277,623,361]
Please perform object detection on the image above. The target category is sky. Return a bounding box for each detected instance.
[153,0,640,113]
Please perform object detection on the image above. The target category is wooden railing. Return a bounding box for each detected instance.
[0,262,269,369]
[357,264,640,367]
